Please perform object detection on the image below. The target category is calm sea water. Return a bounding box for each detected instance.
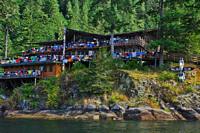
[0,119,199,133]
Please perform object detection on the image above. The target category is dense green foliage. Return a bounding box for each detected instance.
[71,48,154,97]
[9,77,60,109]
[159,71,176,81]
[0,0,200,57]
[72,49,115,96]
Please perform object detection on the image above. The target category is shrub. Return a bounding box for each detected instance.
[161,82,180,94]
[124,60,142,70]
[9,77,61,109]
[144,98,160,109]
[72,49,115,96]
[0,88,5,95]
[9,83,41,109]
[160,82,179,103]
[46,85,60,108]
[184,86,195,94]
[159,71,176,81]
[108,92,128,104]
[71,62,86,71]
[20,83,34,99]
[38,77,60,109]
[112,59,126,69]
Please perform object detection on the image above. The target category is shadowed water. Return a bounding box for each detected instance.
[0,119,199,133]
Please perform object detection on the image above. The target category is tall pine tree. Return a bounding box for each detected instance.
[81,0,91,31]
[66,0,81,30]
[20,0,49,49]
[0,0,19,58]
[43,0,65,40]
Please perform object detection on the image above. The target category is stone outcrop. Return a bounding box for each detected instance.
[124,107,175,120]
[99,105,109,112]
[3,70,200,121]
[176,92,200,108]
[176,106,200,120]
[5,104,120,120]
[5,106,200,121]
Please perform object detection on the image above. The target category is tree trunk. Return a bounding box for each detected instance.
[159,48,164,66]
[144,0,148,30]
[159,0,164,67]
[4,26,9,59]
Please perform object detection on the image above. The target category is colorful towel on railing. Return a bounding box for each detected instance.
[136,52,146,56]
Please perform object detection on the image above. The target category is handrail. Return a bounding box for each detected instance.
[0,75,40,79]
[0,61,61,67]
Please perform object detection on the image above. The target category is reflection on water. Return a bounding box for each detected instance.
[0,119,199,133]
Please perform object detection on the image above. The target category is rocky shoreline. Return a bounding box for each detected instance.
[2,104,200,121]
[1,70,200,121]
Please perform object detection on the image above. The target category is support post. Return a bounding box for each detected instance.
[97,39,99,47]
[73,34,76,43]
[5,26,9,59]
[158,0,164,67]
[89,60,91,68]
[154,57,157,67]
[62,27,67,71]
[34,77,37,86]
[110,34,114,56]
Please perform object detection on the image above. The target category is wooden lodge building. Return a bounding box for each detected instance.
[0,28,158,89]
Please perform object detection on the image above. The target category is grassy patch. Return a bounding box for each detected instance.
[143,98,160,109]
[159,71,176,81]
[129,97,160,109]
[122,70,158,80]
[108,91,129,104]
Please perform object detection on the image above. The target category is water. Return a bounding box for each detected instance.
[0,119,199,133]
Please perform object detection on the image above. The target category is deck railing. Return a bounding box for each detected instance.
[0,75,40,79]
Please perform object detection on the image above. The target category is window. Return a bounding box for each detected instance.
[49,65,53,72]
[45,65,53,72]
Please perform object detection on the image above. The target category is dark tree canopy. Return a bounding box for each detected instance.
[0,0,200,57]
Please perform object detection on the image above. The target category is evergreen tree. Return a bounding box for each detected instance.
[149,0,200,65]
[20,0,49,49]
[0,29,3,56]
[66,0,81,30]
[58,0,67,17]
[90,0,110,33]
[81,0,91,31]
[120,0,139,32]
[0,0,199,56]
[0,0,19,58]
[43,0,65,40]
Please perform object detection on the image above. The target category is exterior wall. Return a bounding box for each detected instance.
[55,64,62,77]
[41,64,56,78]
[42,64,62,78]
